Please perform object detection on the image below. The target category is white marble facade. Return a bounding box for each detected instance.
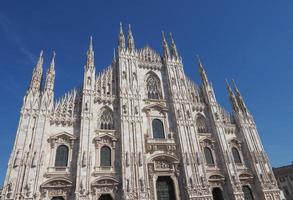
[1,24,281,200]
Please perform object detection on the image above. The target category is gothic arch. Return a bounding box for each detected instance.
[145,71,162,99]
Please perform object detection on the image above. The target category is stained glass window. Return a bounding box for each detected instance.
[55,145,69,167]
[232,147,242,164]
[204,147,214,165]
[100,146,111,167]
[152,119,165,139]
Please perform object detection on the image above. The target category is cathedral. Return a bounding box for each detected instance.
[1,24,281,200]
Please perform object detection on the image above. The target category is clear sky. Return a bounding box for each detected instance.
[0,0,293,185]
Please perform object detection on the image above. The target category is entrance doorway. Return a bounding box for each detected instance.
[156,176,176,200]
[51,197,64,200]
[212,187,224,200]
[99,194,113,200]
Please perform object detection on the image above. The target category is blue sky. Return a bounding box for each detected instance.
[0,0,293,184]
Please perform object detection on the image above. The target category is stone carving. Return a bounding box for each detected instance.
[13,150,21,167]
[31,151,37,167]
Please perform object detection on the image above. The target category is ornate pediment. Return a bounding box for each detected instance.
[142,103,168,113]
[92,176,118,187]
[148,153,179,163]
[48,132,76,148]
[208,174,225,182]
[41,178,72,188]
[239,172,253,180]
[229,138,242,145]
[93,132,117,148]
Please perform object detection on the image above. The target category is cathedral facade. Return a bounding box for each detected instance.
[1,24,281,200]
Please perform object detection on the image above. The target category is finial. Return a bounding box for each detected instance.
[162,31,166,40]
[197,54,203,68]
[113,48,116,60]
[89,36,93,51]
[127,24,135,50]
[128,24,132,32]
[35,50,44,70]
[169,32,178,59]
[170,32,174,42]
[120,22,123,33]
[225,79,233,92]
[118,22,125,49]
[232,79,240,94]
[50,51,56,68]
[39,50,44,58]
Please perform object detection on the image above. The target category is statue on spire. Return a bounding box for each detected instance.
[86,36,94,70]
[197,55,209,86]
[127,24,135,51]
[226,79,240,113]
[162,31,170,59]
[118,22,125,49]
[232,79,248,113]
[44,51,56,91]
[170,32,179,60]
[29,50,44,91]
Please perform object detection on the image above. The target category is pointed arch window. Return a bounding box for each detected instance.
[146,73,162,99]
[152,119,165,139]
[100,108,114,130]
[204,147,214,165]
[232,147,242,164]
[196,115,208,133]
[100,146,111,167]
[55,145,69,167]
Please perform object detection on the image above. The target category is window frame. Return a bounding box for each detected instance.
[100,145,112,168]
[55,144,69,167]
[203,146,215,166]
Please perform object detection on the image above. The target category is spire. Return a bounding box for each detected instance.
[45,51,56,91]
[162,31,170,59]
[127,24,135,51]
[225,79,240,113]
[197,55,209,86]
[29,50,44,91]
[232,79,248,113]
[86,36,94,70]
[169,32,179,59]
[118,22,125,49]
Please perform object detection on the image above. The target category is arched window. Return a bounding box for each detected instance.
[100,146,111,167]
[232,147,242,164]
[146,73,162,99]
[242,186,254,200]
[204,147,214,165]
[196,115,208,133]
[152,119,165,139]
[55,145,69,167]
[100,108,114,130]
